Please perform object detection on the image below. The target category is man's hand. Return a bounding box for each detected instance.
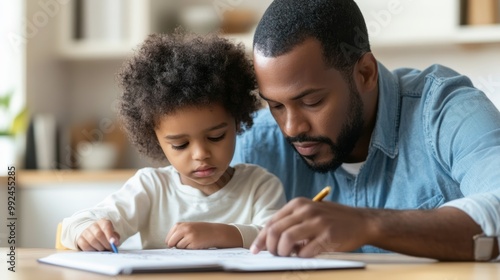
[77,219,120,251]
[251,197,484,260]
[165,222,243,249]
[250,197,375,257]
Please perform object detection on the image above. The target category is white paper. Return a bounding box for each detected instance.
[38,248,365,275]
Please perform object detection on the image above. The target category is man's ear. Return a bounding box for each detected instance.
[353,52,378,94]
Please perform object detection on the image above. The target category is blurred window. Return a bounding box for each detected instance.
[0,1,24,132]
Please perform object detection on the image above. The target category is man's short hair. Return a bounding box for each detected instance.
[254,0,371,75]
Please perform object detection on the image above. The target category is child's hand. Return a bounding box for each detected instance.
[165,222,242,249]
[77,219,120,251]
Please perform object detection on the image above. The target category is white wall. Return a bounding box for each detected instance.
[25,0,68,122]
[356,0,500,109]
[15,181,140,249]
[374,45,500,109]
[0,180,123,248]
[18,183,121,248]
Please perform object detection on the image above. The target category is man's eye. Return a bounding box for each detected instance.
[208,134,226,142]
[304,99,322,107]
[171,143,188,150]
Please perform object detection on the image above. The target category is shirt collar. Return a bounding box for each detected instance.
[370,62,401,158]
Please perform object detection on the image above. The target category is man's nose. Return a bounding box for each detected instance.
[283,111,310,137]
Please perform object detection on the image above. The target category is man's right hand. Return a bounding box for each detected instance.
[250,197,374,257]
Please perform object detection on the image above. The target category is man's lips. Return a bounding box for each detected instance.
[193,167,216,178]
[293,142,321,156]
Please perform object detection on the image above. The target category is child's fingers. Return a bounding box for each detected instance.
[165,223,179,247]
[165,228,184,248]
[174,238,190,249]
[97,219,120,246]
[166,232,183,248]
[77,236,95,251]
[78,229,106,251]
[77,220,120,251]
[88,222,113,250]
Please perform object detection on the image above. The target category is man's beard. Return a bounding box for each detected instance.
[286,83,364,173]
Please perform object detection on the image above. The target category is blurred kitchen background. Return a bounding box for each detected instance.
[1,0,500,173]
[0,0,499,248]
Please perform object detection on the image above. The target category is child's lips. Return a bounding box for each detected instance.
[193,167,216,178]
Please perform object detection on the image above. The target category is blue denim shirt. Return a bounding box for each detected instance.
[231,62,500,253]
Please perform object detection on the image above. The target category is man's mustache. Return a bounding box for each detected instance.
[286,135,333,144]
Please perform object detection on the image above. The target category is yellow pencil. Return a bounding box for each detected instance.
[312,186,331,202]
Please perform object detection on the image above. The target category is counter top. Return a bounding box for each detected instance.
[3,248,500,280]
[0,169,137,187]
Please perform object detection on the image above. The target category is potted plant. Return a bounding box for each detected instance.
[0,89,28,170]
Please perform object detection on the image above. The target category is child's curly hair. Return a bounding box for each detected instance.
[117,32,259,161]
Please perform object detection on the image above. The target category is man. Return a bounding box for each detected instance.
[231,0,500,261]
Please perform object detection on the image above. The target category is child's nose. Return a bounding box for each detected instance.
[192,143,211,161]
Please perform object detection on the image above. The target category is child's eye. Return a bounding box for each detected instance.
[268,102,283,110]
[171,143,188,150]
[208,133,226,142]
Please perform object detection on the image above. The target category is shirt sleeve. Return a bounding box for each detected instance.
[230,167,287,248]
[61,170,153,249]
[424,76,500,236]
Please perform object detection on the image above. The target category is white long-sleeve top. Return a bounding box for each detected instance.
[61,164,286,250]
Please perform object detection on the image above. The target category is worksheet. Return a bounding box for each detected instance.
[38,248,365,275]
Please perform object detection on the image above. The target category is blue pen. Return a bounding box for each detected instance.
[109,237,119,253]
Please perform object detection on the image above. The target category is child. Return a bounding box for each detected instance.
[61,32,286,251]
